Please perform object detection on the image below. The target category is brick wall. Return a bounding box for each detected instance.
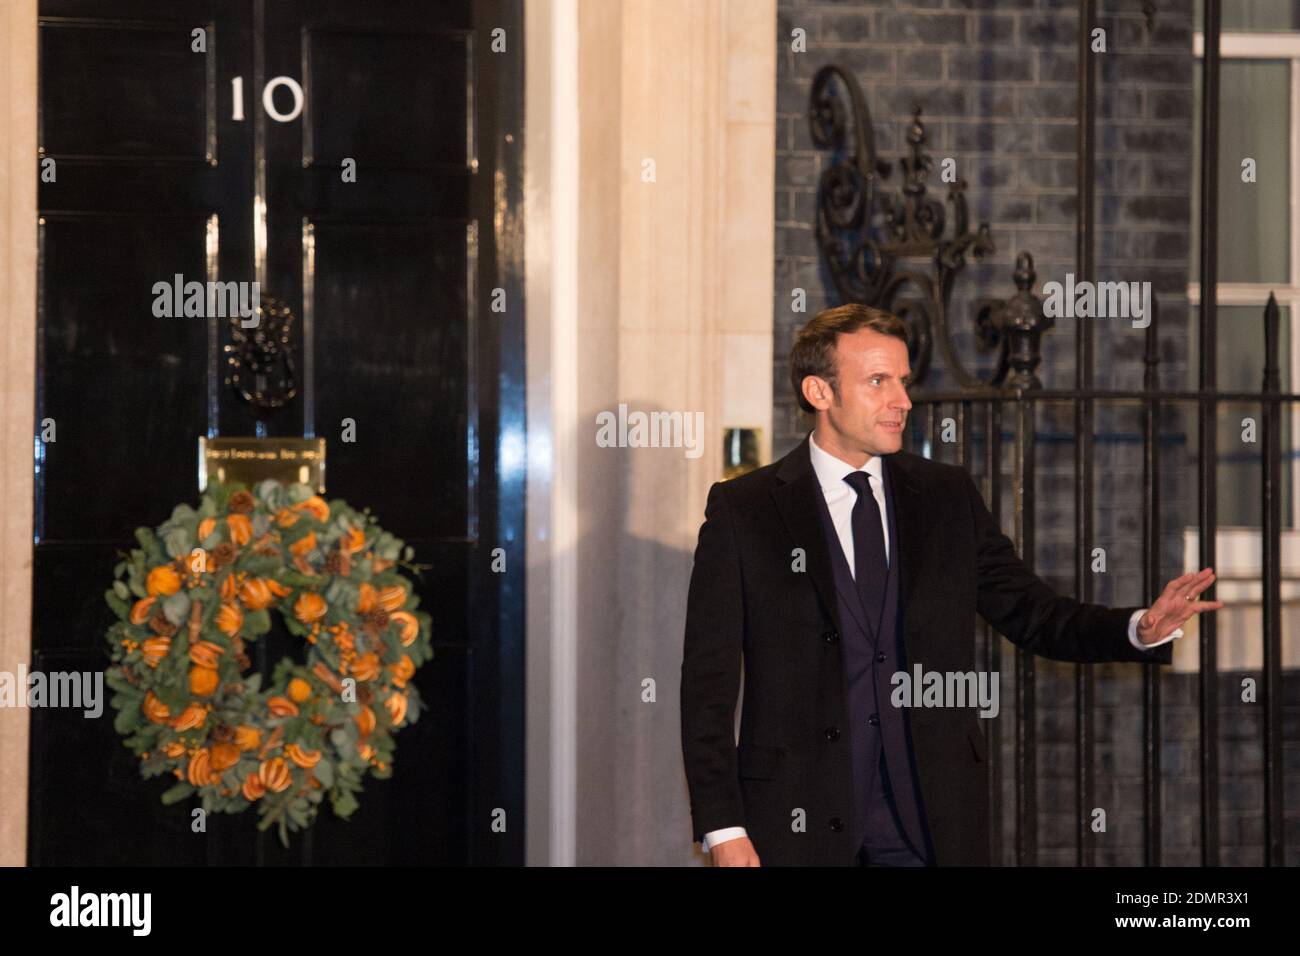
[773,0,1298,865]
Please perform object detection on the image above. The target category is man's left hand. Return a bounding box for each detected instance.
[1138,567,1224,645]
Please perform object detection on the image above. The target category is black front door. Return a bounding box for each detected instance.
[30,0,523,866]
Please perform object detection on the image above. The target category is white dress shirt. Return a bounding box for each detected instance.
[701,433,1180,852]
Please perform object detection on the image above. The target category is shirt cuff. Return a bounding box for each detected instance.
[1128,608,1182,650]
[702,827,748,851]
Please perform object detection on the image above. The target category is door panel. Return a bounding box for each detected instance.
[310,219,472,541]
[38,214,210,542]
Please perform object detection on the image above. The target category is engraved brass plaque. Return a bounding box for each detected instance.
[198,437,326,492]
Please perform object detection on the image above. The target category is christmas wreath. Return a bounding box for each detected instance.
[103,480,433,845]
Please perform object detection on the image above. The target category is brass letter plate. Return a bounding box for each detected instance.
[198,437,327,492]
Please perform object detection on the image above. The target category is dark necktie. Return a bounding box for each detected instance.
[843,471,887,626]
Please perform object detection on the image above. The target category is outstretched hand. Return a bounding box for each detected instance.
[1137,568,1224,645]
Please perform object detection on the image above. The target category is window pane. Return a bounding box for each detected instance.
[1187,304,1291,387]
[1191,60,1290,284]
[1189,304,1294,527]
[1195,0,1300,31]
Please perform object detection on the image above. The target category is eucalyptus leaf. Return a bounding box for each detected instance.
[244,609,271,636]
[162,527,192,559]
[256,479,287,511]
[377,535,401,561]
[324,577,350,605]
[105,590,129,620]
[160,782,195,805]
[332,789,359,819]
[161,591,191,626]
[314,758,334,788]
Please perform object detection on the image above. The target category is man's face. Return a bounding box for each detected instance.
[817,328,913,457]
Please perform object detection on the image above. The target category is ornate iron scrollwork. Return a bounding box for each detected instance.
[225,295,299,410]
[810,65,1030,388]
[975,252,1052,390]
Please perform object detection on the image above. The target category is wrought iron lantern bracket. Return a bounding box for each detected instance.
[809,65,1049,390]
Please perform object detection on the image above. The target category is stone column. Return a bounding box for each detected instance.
[0,0,38,868]
[527,0,775,865]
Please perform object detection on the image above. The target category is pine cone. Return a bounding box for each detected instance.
[228,490,256,514]
[363,609,390,631]
[148,612,178,637]
[209,542,236,570]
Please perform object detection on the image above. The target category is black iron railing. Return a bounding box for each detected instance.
[810,0,1291,866]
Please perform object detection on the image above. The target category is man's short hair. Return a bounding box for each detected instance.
[790,304,908,413]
